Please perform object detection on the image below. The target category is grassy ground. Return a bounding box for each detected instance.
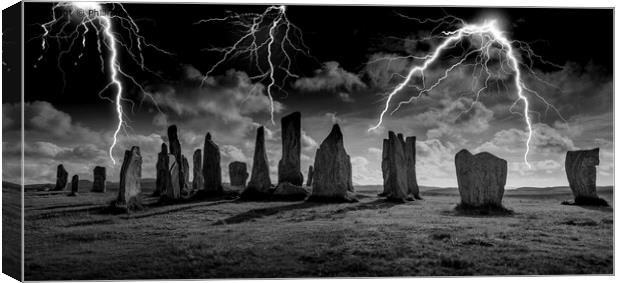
[2,183,22,280]
[19,182,613,280]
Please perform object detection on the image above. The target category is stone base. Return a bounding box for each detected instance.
[108,197,143,214]
[306,193,358,203]
[239,188,274,200]
[272,183,310,201]
[454,203,513,216]
[385,195,415,203]
[67,192,78,197]
[562,196,609,207]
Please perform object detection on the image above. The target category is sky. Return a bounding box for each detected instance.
[2,3,613,188]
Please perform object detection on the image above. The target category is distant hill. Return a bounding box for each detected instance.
[2,181,21,191]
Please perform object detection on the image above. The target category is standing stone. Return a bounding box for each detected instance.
[92,166,106,193]
[306,165,314,187]
[404,136,421,199]
[378,139,390,197]
[68,175,79,196]
[114,146,143,210]
[242,126,272,197]
[381,132,409,202]
[229,161,249,187]
[308,124,356,202]
[455,149,507,208]
[167,125,187,191]
[54,164,68,191]
[202,133,223,194]
[154,143,169,196]
[192,149,204,191]
[278,112,304,186]
[565,148,607,205]
[166,155,181,200]
[182,155,190,189]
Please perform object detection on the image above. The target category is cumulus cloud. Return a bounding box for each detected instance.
[293,61,366,99]
[351,156,382,185]
[407,97,494,140]
[4,101,103,144]
[476,123,576,155]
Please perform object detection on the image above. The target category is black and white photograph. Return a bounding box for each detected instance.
[1,0,616,280]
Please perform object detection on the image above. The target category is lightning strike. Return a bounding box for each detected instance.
[36,2,170,164]
[368,17,565,168]
[195,5,312,124]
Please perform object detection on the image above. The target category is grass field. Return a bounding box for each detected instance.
[14,181,614,280]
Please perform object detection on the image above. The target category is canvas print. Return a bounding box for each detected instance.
[1,1,614,280]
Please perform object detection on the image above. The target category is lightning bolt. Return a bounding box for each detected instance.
[35,2,170,164]
[368,16,565,168]
[195,5,312,124]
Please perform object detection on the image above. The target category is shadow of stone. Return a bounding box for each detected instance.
[333,198,406,214]
[213,201,327,225]
[123,199,237,219]
[440,203,515,218]
[561,201,613,212]
[561,196,610,208]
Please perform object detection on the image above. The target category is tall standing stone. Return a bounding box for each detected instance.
[455,149,507,208]
[229,161,249,187]
[182,155,190,190]
[405,136,421,199]
[202,133,223,194]
[278,112,304,186]
[192,149,204,191]
[154,143,169,196]
[68,175,79,196]
[168,125,187,191]
[308,124,356,202]
[115,146,143,209]
[381,132,409,202]
[379,139,390,197]
[54,164,68,191]
[242,126,272,197]
[92,166,106,193]
[166,154,180,200]
[565,148,607,205]
[306,165,314,187]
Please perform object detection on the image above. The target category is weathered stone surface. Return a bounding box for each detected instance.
[278,112,304,186]
[405,136,421,199]
[182,155,190,190]
[68,175,79,196]
[306,165,314,187]
[273,182,310,200]
[565,148,607,205]
[455,149,507,207]
[115,146,143,209]
[308,124,356,202]
[166,154,181,200]
[379,133,420,201]
[379,139,390,197]
[54,164,68,191]
[381,132,409,202]
[154,143,169,196]
[92,166,106,193]
[202,133,223,194]
[229,161,249,187]
[243,126,273,197]
[168,125,187,191]
[192,149,204,191]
